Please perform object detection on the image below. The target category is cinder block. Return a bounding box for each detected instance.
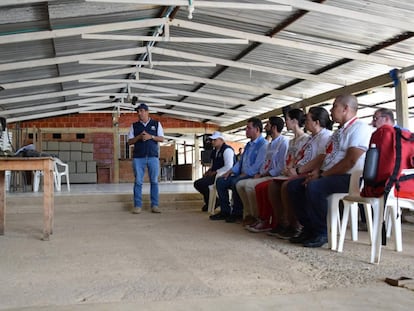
[87,161,97,173]
[76,161,86,173]
[82,152,94,161]
[70,173,97,184]
[70,142,82,151]
[41,142,48,151]
[82,143,94,153]
[68,161,76,174]
[70,151,82,161]
[59,142,70,151]
[48,141,59,150]
[58,151,70,162]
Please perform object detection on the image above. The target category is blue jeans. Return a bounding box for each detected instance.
[287,174,350,236]
[216,174,251,216]
[132,157,159,208]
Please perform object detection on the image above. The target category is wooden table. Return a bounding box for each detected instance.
[0,157,54,240]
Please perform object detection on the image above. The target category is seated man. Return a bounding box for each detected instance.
[194,131,235,211]
[236,116,289,230]
[287,94,371,248]
[210,117,268,223]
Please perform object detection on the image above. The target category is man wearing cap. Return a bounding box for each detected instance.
[128,103,164,214]
[194,131,235,211]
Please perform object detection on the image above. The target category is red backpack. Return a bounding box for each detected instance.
[361,124,414,199]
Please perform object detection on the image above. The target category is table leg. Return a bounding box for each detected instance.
[42,166,54,241]
[0,171,5,235]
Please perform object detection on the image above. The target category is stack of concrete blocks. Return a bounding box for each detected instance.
[43,141,97,183]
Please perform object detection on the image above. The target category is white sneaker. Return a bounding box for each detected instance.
[151,206,161,213]
[132,207,142,214]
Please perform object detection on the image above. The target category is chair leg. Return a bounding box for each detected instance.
[327,200,339,251]
[33,171,41,192]
[66,175,70,192]
[207,185,217,215]
[363,204,373,245]
[337,201,352,253]
[54,172,61,192]
[350,203,359,241]
[391,206,403,252]
[371,200,384,264]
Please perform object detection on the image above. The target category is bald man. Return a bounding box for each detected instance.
[287,94,371,248]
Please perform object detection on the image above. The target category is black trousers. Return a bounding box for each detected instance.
[194,175,216,205]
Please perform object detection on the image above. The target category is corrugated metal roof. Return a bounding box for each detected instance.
[0,0,413,136]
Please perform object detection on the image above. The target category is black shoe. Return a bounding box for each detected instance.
[289,230,312,244]
[201,204,208,212]
[266,224,287,237]
[209,213,228,220]
[225,214,243,223]
[303,234,328,248]
[276,226,302,240]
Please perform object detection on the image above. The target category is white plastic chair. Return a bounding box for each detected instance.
[33,158,70,192]
[338,169,414,264]
[53,158,70,191]
[327,193,358,251]
[5,170,11,192]
[327,170,362,251]
[207,175,218,215]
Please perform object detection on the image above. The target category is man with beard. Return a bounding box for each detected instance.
[236,116,289,230]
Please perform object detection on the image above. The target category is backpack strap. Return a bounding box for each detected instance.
[380,127,402,245]
[384,127,402,198]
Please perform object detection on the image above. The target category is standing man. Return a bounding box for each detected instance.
[128,103,164,214]
[287,94,371,247]
[210,117,268,222]
[194,131,235,211]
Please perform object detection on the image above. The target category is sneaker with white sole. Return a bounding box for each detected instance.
[151,206,161,213]
[247,220,272,233]
[132,207,142,214]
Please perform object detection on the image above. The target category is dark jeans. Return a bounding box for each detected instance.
[216,174,251,216]
[287,174,351,236]
[194,175,216,205]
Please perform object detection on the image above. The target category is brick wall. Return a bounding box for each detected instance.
[14,112,218,182]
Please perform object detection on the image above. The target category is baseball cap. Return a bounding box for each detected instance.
[136,103,149,111]
[209,131,224,140]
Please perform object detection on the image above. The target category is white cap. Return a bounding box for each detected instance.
[209,131,224,140]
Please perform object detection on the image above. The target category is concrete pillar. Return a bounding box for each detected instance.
[194,133,200,180]
[395,71,409,129]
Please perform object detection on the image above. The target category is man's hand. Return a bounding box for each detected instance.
[204,170,216,177]
[284,167,297,177]
[141,131,153,141]
[222,170,232,179]
[303,169,320,185]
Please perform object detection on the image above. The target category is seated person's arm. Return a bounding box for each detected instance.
[296,154,325,175]
[321,147,365,177]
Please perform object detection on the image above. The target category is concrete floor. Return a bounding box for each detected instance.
[1,183,414,310]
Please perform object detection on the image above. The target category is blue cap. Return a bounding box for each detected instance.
[136,103,149,111]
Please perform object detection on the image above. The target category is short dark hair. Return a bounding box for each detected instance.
[287,108,306,127]
[308,106,333,130]
[247,117,263,133]
[375,108,395,124]
[268,116,285,133]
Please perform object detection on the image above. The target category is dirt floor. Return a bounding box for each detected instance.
[1,205,414,310]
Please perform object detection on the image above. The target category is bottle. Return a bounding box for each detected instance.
[363,143,379,185]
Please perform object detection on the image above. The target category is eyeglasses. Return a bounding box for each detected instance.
[372,115,384,121]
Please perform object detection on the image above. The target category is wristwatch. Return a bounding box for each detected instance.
[151,135,154,140]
